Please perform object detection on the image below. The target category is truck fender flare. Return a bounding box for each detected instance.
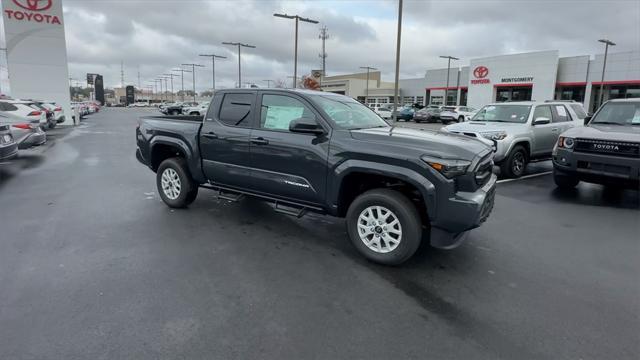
[330,159,437,217]
[505,138,532,157]
[149,136,193,167]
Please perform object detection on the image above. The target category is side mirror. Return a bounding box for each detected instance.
[533,116,551,125]
[289,117,325,135]
[583,115,592,126]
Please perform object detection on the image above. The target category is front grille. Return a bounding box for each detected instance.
[575,139,640,158]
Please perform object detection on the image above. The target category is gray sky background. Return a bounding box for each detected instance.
[60,0,640,91]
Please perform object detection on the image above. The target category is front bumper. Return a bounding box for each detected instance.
[136,147,149,167]
[553,147,640,186]
[430,174,497,249]
[20,129,47,149]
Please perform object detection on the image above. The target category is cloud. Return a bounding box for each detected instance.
[61,0,640,90]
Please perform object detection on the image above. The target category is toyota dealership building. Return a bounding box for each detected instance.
[323,49,639,114]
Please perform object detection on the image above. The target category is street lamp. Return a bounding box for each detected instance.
[439,55,459,105]
[598,39,616,108]
[163,73,179,102]
[392,0,403,122]
[222,42,256,88]
[155,78,164,102]
[172,68,192,101]
[199,54,227,91]
[182,63,205,103]
[359,66,377,105]
[274,13,319,88]
[263,79,274,87]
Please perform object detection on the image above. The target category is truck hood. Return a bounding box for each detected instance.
[444,121,528,134]
[350,126,491,160]
[562,124,640,143]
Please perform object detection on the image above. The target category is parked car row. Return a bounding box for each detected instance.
[71,101,100,119]
[373,104,477,124]
[159,101,206,116]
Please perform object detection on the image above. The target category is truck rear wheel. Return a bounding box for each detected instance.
[156,157,198,208]
[346,189,422,265]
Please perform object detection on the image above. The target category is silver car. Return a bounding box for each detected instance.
[443,101,584,177]
[0,111,46,149]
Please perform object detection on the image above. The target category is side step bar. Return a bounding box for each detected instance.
[200,183,324,218]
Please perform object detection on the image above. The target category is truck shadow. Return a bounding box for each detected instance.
[550,185,639,209]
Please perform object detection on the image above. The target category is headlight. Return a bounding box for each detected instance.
[558,136,574,149]
[421,156,471,179]
[481,131,507,141]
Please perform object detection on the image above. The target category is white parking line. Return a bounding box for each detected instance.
[496,171,552,184]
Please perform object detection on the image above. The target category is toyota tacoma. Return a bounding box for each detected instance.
[136,89,496,265]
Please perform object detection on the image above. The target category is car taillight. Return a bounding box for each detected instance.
[54,107,62,111]
[12,123,32,129]
[28,111,42,116]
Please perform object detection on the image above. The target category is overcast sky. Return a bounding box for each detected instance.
[60,0,640,91]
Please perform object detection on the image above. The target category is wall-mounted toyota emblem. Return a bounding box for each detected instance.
[12,0,52,11]
[473,66,489,79]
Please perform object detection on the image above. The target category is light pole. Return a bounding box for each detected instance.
[392,0,403,122]
[222,42,256,88]
[359,66,377,105]
[199,54,227,91]
[274,13,319,88]
[163,73,178,102]
[597,39,616,108]
[172,68,192,101]
[182,63,204,103]
[439,55,459,105]
[156,78,164,102]
[263,79,274,87]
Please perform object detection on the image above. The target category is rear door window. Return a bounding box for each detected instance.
[533,105,553,121]
[218,93,255,127]
[552,105,571,122]
[569,104,587,119]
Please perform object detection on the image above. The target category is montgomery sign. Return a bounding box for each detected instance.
[4,0,61,25]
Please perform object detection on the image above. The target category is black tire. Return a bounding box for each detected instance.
[346,189,422,265]
[156,157,198,208]
[458,116,465,123]
[48,121,57,129]
[169,110,179,116]
[500,145,528,178]
[553,169,579,189]
[189,112,199,116]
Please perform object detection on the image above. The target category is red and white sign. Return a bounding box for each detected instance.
[4,0,61,24]
[471,66,490,84]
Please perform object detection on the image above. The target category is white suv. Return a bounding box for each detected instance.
[0,100,47,127]
[439,106,477,123]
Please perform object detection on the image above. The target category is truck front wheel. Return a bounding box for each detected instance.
[500,145,528,178]
[346,189,422,265]
[553,169,579,189]
[156,157,198,208]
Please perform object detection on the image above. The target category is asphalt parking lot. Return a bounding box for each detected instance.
[0,108,638,359]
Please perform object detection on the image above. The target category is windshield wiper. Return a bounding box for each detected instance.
[591,121,623,125]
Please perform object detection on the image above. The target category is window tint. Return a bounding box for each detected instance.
[569,104,587,119]
[552,105,571,122]
[0,102,18,111]
[218,93,254,127]
[533,105,552,121]
[260,94,316,131]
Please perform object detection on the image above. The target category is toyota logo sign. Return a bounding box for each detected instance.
[12,0,52,11]
[473,66,489,79]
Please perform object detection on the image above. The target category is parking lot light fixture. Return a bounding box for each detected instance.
[172,68,192,101]
[182,63,205,103]
[359,66,377,105]
[392,0,403,122]
[439,55,459,106]
[199,54,227,91]
[274,13,319,88]
[263,79,274,88]
[597,39,616,108]
[222,42,256,88]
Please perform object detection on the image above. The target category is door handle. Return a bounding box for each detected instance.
[250,137,269,145]
[203,132,218,139]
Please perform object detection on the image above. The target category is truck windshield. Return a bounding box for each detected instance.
[312,95,390,130]
[590,102,640,125]
[471,105,531,123]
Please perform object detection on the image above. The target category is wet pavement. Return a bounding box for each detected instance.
[0,108,638,359]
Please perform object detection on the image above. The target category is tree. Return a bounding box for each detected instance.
[177,90,196,97]
[200,90,214,97]
[301,75,321,91]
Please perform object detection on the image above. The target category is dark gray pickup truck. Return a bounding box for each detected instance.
[136,89,496,265]
[553,99,640,189]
